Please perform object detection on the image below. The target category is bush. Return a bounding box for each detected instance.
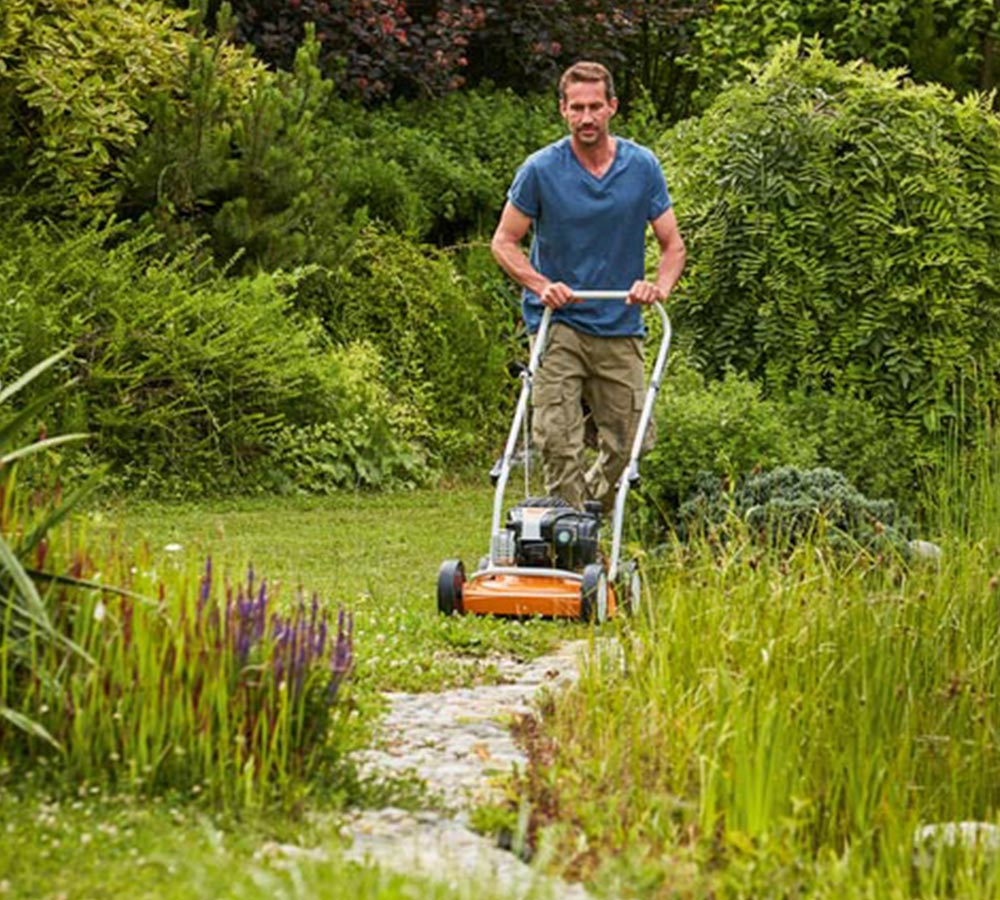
[121,23,356,271]
[662,41,1000,490]
[320,86,561,246]
[228,0,482,102]
[785,390,926,502]
[0,220,425,494]
[685,1,1000,113]
[640,357,818,522]
[266,342,429,492]
[0,0,190,210]
[678,465,913,553]
[301,229,518,466]
[129,64,561,260]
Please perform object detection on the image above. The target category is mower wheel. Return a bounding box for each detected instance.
[580,563,608,624]
[619,560,642,616]
[437,559,465,616]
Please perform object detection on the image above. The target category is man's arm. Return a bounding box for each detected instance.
[491,201,576,309]
[628,208,687,305]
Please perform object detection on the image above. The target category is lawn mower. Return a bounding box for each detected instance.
[437,290,672,623]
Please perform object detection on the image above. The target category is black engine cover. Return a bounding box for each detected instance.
[506,497,600,571]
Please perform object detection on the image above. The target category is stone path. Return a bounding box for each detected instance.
[342,640,597,900]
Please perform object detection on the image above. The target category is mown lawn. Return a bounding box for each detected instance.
[98,485,577,693]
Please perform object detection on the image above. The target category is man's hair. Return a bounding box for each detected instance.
[558,61,615,103]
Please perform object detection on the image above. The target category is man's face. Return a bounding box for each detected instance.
[560,80,617,147]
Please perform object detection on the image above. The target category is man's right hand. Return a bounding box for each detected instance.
[540,282,577,309]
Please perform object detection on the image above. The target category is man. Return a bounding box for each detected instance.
[491,60,686,511]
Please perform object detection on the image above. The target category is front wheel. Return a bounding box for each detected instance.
[580,563,608,624]
[437,559,465,615]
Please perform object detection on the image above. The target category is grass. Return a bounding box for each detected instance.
[0,787,550,900]
[8,432,1000,898]
[2,481,586,899]
[96,485,577,693]
[504,442,1000,898]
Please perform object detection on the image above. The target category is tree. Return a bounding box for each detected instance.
[225,0,482,101]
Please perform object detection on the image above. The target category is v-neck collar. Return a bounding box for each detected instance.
[568,136,618,182]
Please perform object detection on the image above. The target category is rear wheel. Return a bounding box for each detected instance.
[437,559,465,615]
[580,563,608,623]
[619,560,642,616]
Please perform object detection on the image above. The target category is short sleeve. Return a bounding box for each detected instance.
[646,153,672,221]
[508,159,540,218]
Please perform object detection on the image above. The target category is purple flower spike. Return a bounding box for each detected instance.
[198,556,212,621]
[326,609,353,704]
[296,633,308,693]
[316,618,328,657]
[331,607,354,678]
[237,627,252,665]
[289,623,300,676]
[201,557,212,599]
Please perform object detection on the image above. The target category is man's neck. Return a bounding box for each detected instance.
[571,135,616,176]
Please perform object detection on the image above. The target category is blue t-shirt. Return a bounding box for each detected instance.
[507,136,672,336]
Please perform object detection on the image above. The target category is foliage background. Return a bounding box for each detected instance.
[1,0,999,517]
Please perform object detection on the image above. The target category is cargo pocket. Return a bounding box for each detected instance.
[532,381,568,452]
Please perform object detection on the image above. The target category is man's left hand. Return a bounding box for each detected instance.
[626,280,665,305]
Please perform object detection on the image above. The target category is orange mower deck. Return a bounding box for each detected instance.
[461,570,619,619]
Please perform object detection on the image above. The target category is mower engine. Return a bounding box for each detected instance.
[500,497,600,571]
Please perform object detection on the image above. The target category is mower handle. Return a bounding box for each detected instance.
[571,290,630,300]
[490,293,672,582]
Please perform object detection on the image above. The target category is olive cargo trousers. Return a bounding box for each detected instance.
[531,322,653,511]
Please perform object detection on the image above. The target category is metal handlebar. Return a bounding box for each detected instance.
[571,290,630,300]
[489,290,672,582]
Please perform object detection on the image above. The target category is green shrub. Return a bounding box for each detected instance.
[678,465,913,552]
[0,220,425,494]
[663,41,1000,490]
[389,86,563,242]
[122,23,355,271]
[641,357,818,521]
[785,389,925,501]
[266,342,429,492]
[0,0,191,210]
[321,87,561,246]
[302,229,518,466]
[685,2,1000,113]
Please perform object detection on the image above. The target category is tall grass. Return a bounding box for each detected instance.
[518,424,1000,897]
[1,480,354,808]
